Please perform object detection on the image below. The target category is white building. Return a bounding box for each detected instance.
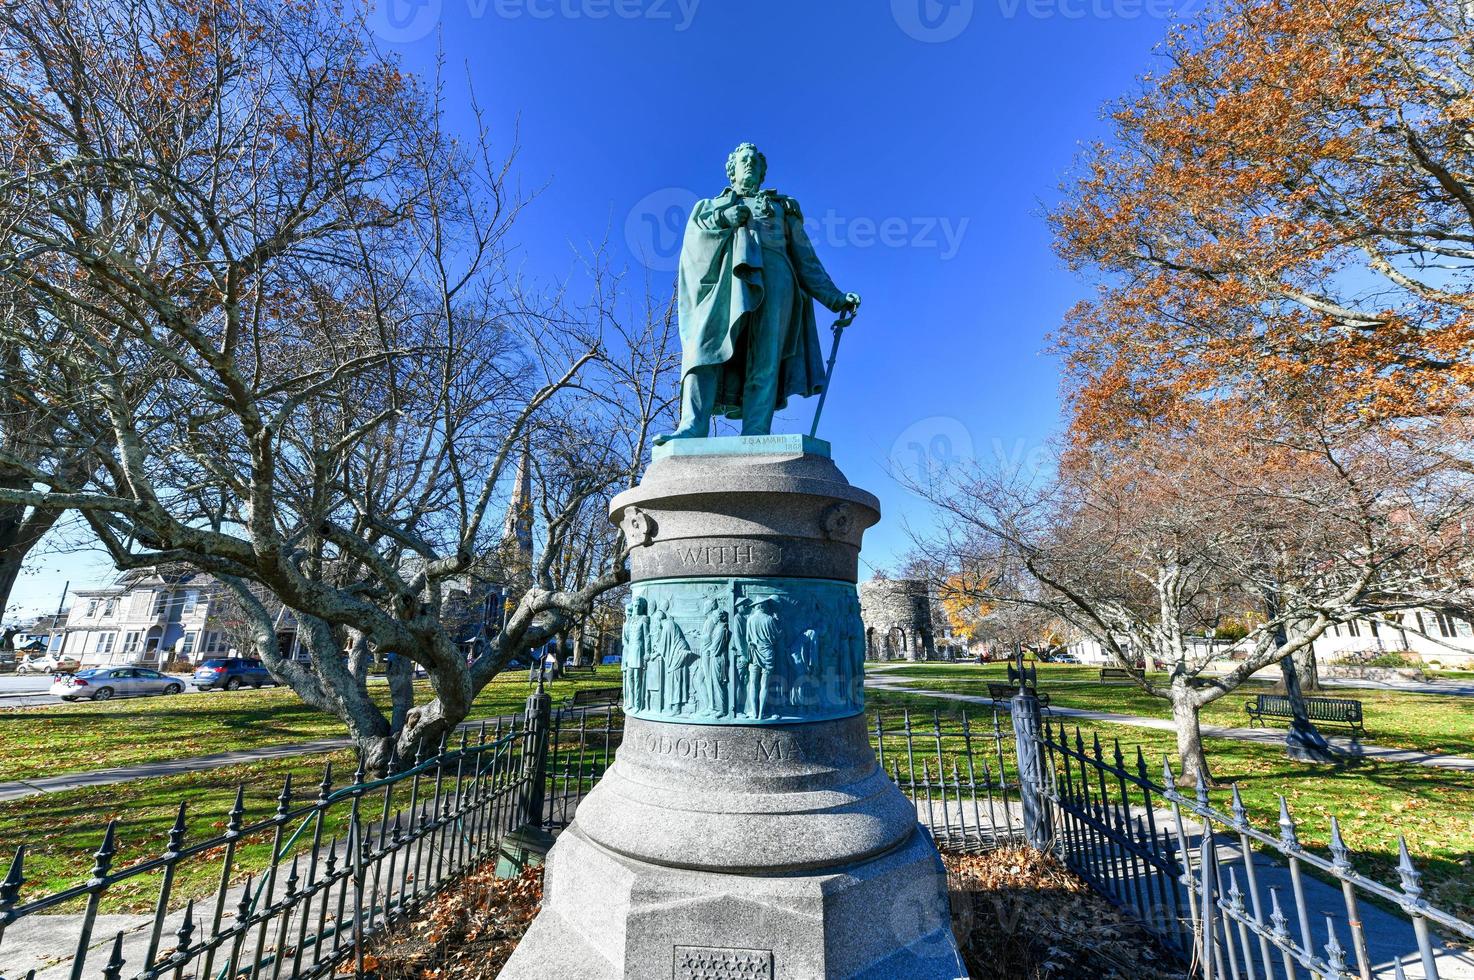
[1311,610,1474,667]
[1065,610,1474,670]
[55,567,297,667]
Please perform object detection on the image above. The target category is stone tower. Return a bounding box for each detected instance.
[859,577,937,661]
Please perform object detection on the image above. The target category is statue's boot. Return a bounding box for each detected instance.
[656,366,718,444]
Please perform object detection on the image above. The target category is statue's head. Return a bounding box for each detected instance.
[726,142,766,196]
[634,597,647,615]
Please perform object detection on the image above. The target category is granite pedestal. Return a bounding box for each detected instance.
[499,436,965,979]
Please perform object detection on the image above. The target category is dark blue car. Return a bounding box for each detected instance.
[193,657,276,691]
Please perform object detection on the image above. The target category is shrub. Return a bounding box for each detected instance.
[1342,651,1417,669]
[161,658,195,673]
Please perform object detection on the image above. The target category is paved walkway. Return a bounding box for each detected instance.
[865,677,1474,772]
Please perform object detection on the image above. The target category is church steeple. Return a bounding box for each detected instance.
[501,439,534,571]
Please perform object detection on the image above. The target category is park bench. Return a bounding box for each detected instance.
[569,686,622,708]
[563,663,596,675]
[1099,667,1136,683]
[987,681,1050,710]
[1244,694,1365,737]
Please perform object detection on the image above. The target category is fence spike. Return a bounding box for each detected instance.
[175,897,196,953]
[1269,887,1290,942]
[1324,914,1347,973]
[1162,756,1176,789]
[1135,745,1149,782]
[1194,767,1210,808]
[1276,795,1299,850]
[319,760,334,802]
[284,855,301,899]
[89,821,119,882]
[166,802,187,856]
[1328,816,1352,874]
[0,846,24,911]
[236,875,255,924]
[324,836,339,875]
[1226,867,1245,913]
[1396,836,1423,904]
[1111,738,1125,770]
[276,773,294,819]
[1230,784,1248,830]
[1393,960,1409,980]
[353,753,368,786]
[227,784,246,835]
[101,930,126,980]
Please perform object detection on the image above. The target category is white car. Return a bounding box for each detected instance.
[17,653,80,674]
[51,666,185,701]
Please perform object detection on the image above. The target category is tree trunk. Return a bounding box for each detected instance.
[387,654,414,736]
[1170,683,1213,786]
[1292,644,1321,692]
[1278,650,1336,762]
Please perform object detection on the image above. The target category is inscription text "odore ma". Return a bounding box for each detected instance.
[641,734,724,760]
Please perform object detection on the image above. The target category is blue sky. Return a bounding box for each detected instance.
[9,0,1193,619]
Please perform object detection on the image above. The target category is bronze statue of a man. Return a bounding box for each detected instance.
[658,143,861,443]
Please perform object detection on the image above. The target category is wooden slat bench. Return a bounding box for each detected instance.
[569,686,622,707]
[987,681,1050,710]
[1245,694,1364,737]
[563,664,596,675]
[1099,667,1135,683]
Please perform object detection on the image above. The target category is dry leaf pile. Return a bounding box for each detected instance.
[946,848,1187,980]
[351,864,542,978]
[359,847,1188,978]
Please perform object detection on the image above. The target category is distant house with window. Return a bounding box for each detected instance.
[1311,610,1474,666]
[55,567,300,667]
[1065,609,1474,670]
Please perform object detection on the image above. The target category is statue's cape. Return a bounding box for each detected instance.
[677,190,827,419]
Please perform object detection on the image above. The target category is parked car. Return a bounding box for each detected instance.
[51,666,184,701]
[601,655,622,666]
[194,657,276,691]
[16,653,80,674]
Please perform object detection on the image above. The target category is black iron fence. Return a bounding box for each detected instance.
[5,688,1470,979]
[0,691,622,980]
[1025,695,1474,980]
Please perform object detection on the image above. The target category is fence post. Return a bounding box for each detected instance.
[497,676,555,877]
[1010,654,1052,851]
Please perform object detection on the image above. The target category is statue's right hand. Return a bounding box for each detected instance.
[725,204,752,228]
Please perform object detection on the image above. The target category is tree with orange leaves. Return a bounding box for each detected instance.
[1052,0,1474,446]
[907,403,1473,784]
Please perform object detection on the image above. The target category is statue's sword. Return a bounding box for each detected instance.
[809,308,858,439]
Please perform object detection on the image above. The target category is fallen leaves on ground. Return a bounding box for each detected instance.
[946,848,1187,980]
[359,846,1188,978]
[351,863,542,978]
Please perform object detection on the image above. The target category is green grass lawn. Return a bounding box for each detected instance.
[0,669,623,782]
[2,665,1470,924]
[865,686,1474,920]
[877,662,1474,757]
[0,749,359,912]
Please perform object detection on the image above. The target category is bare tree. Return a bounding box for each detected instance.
[908,412,1473,784]
[0,0,678,769]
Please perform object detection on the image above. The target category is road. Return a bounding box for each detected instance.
[0,673,206,708]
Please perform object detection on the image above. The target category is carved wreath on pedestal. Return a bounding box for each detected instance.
[622,507,656,547]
